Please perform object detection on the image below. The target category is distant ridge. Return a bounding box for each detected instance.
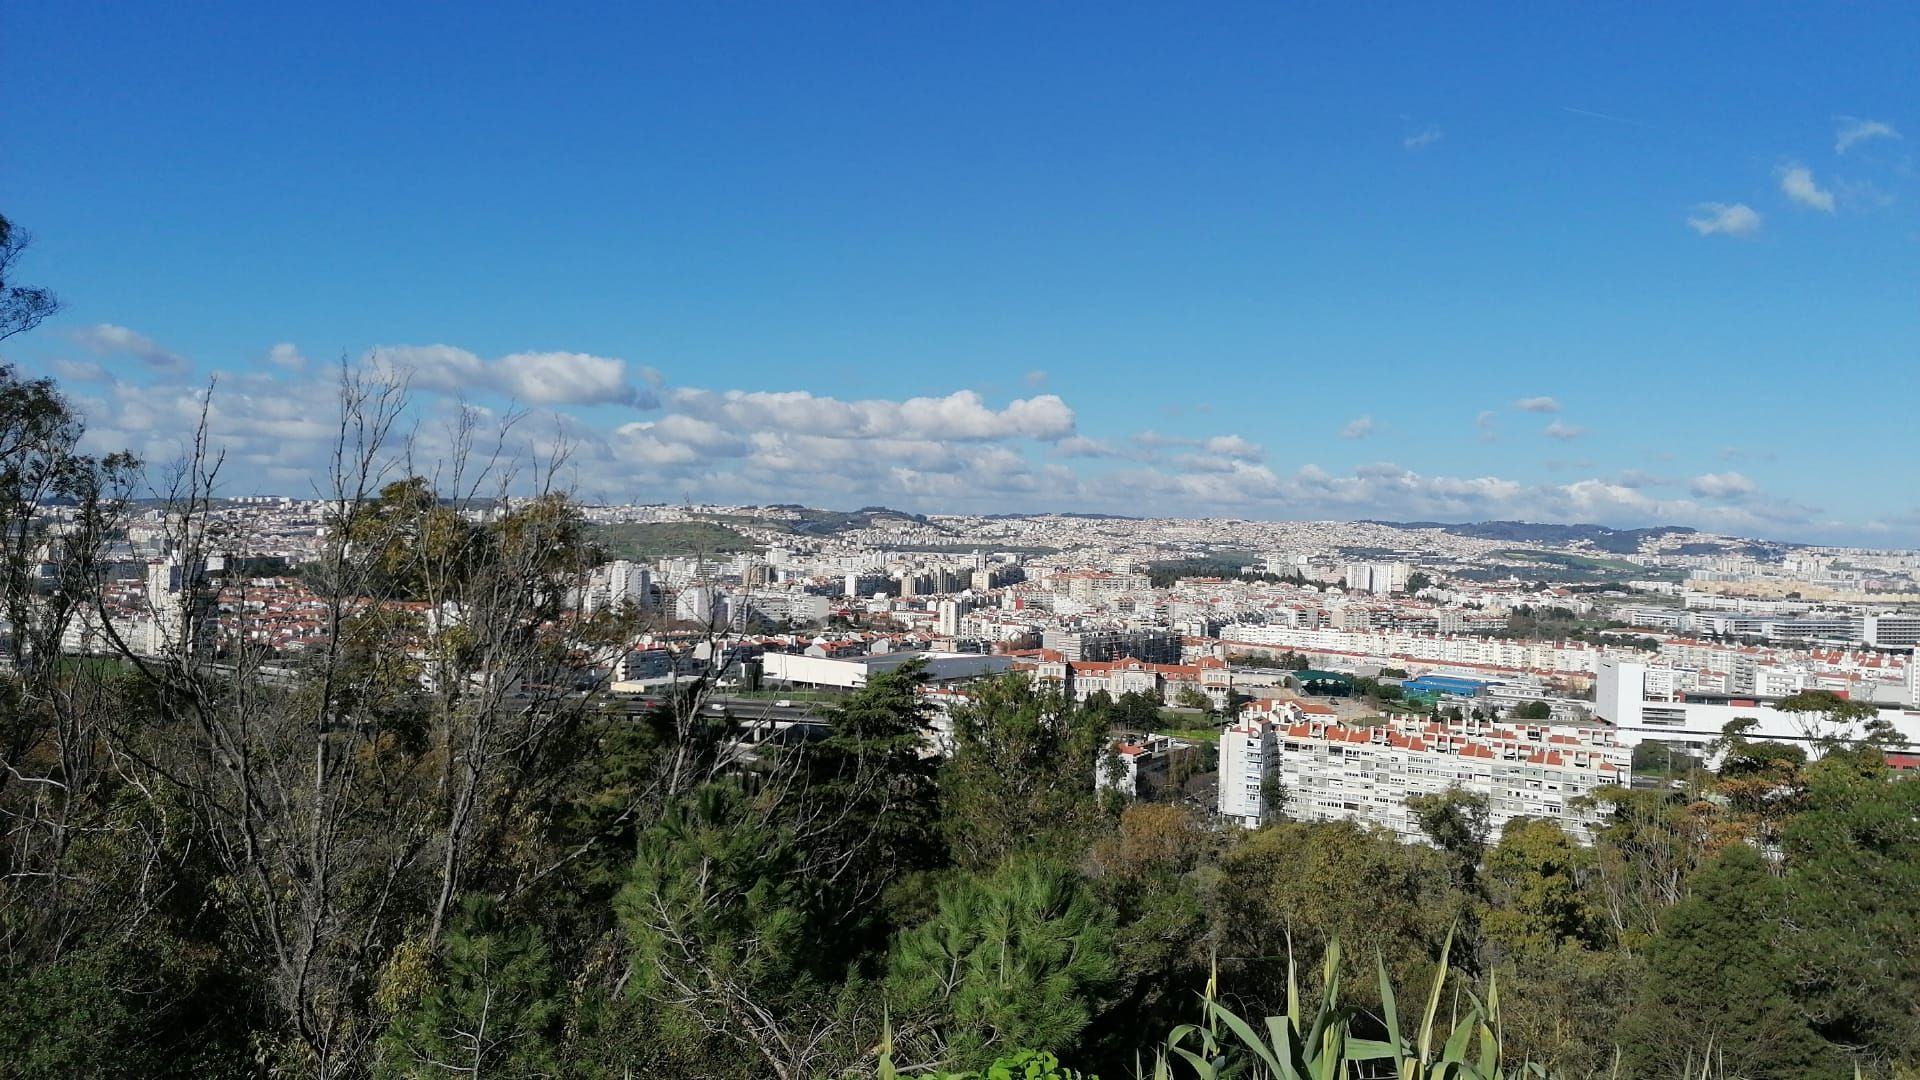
[1364,519,1697,554]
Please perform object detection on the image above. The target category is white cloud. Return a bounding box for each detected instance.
[1129,430,1195,450]
[369,344,487,393]
[71,323,190,375]
[1023,369,1049,388]
[497,351,655,407]
[1066,458,1819,538]
[1690,471,1758,499]
[1474,410,1498,441]
[1513,396,1561,413]
[1204,434,1264,460]
[669,388,1074,442]
[1835,116,1900,154]
[1403,127,1444,150]
[267,343,307,371]
[47,357,1851,540]
[1339,415,1376,440]
[1050,435,1119,459]
[1687,202,1762,238]
[1613,470,1670,489]
[50,359,110,382]
[1777,163,1835,212]
[369,345,658,408]
[1543,420,1586,441]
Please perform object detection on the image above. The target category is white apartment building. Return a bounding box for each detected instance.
[1594,657,1920,758]
[1219,701,1630,844]
[936,597,972,637]
[1344,561,1410,595]
[578,559,652,614]
[1220,624,1617,677]
[1096,733,1195,800]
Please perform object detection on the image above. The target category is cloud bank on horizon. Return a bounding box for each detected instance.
[10,334,1877,546]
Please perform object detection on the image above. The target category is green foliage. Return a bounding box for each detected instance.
[375,896,562,1079]
[1778,757,1920,1066]
[1146,559,1284,588]
[1173,685,1213,713]
[0,923,256,1079]
[1107,689,1167,731]
[888,859,1119,1068]
[591,519,758,560]
[1481,818,1606,955]
[1509,699,1553,720]
[1214,819,1468,1009]
[616,784,812,1007]
[1407,787,1490,889]
[1150,933,1545,1080]
[940,674,1111,869]
[1493,947,1641,1078]
[900,1048,1097,1080]
[1621,844,1842,1080]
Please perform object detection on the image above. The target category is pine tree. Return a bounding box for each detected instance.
[886,859,1118,1069]
[375,896,561,1079]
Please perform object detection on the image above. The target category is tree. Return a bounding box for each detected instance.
[1495,947,1643,1079]
[1213,820,1467,1010]
[1620,844,1841,1080]
[375,897,562,1079]
[796,658,945,962]
[939,675,1109,870]
[1583,787,1709,949]
[1509,699,1552,720]
[614,783,845,1080]
[1774,689,1882,748]
[0,214,59,341]
[1480,818,1605,956]
[1111,689,1163,730]
[1777,755,1920,1067]
[1406,787,1489,891]
[886,859,1118,1070]
[1172,684,1212,714]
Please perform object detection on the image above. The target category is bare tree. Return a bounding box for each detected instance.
[0,363,148,974]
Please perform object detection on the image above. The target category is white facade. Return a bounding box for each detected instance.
[144,556,196,657]
[1219,716,1280,826]
[1220,702,1630,844]
[936,597,972,637]
[761,650,1012,689]
[675,585,727,626]
[1594,657,1920,758]
[1344,561,1410,596]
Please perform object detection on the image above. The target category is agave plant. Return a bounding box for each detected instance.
[1143,930,1554,1080]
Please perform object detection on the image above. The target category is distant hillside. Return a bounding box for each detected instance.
[1370,520,1696,554]
[593,521,758,559]
[751,505,932,536]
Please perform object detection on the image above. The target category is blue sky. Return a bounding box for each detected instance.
[3,3,1917,542]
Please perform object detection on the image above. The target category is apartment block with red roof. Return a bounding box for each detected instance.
[1219,700,1630,843]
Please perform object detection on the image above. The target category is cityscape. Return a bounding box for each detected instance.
[4,4,1918,1078]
